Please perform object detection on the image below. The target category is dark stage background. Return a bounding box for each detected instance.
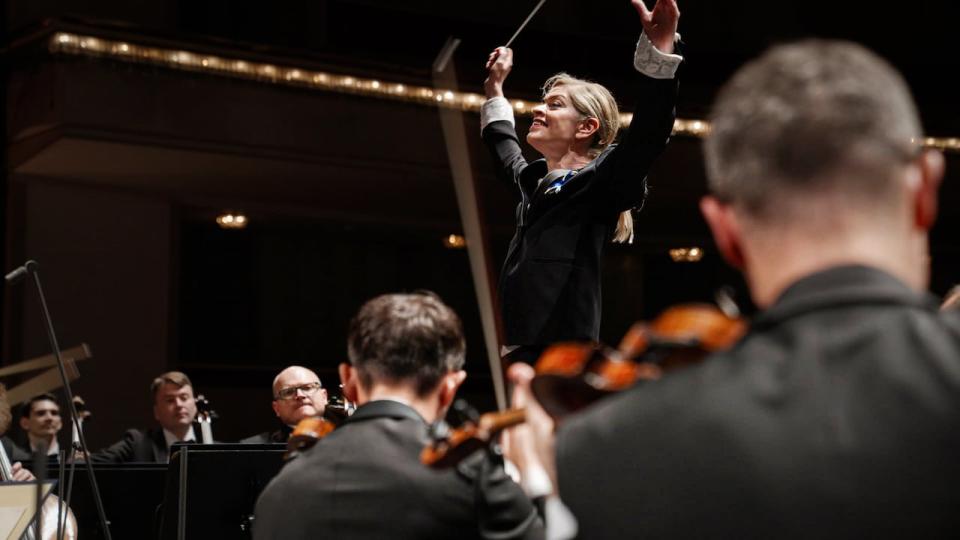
[2,0,959,446]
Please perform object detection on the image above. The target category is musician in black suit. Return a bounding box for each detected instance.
[481,0,681,363]
[240,366,327,444]
[92,371,199,463]
[254,293,543,540]
[509,39,960,538]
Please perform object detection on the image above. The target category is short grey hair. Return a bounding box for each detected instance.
[704,40,922,220]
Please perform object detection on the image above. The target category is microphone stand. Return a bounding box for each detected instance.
[9,261,112,540]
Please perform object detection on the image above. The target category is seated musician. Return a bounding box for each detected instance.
[92,371,199,463]
[0,384,35,480]
[510,39,960,537]
[254,292,543,539]
[17,393,63,459]
[240,365,327,443]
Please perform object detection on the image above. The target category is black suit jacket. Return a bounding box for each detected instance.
[254,400,542,540]
[0,436,32,463]
[556,266,960,538]
[91,428,169,463]
[482,74,678,347]
[239,424,292,444]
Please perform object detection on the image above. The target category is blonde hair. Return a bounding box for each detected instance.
[543,73,634,243]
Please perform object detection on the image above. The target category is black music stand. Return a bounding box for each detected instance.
[158,443,286,540]
[65,463,167,539]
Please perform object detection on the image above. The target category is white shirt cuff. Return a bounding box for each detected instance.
[520,462,554,499]
[545,495,579,540]
[481,96,515,131]
[634,32,683,79]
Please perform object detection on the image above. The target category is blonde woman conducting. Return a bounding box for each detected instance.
[482,0,682,363]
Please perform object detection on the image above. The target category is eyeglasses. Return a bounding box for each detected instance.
[274,382,322,401]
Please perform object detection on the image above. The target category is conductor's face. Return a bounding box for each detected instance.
[153,383,197,432]
[527,86,587,155]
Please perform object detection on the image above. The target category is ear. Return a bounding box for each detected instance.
[575,117,601,142]
[438,370,467,411]
[153,402,160,423]
[339,363,360,404]
[271,399,281,419]
[700,196,746,270]
[318,388,328,406]
[19,416,29,431]
[911,149,944,231]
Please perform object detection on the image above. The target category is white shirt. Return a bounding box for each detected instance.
[163,426,197,450]
[28,437,60,456]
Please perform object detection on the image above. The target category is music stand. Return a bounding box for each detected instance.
[0,481,54,540]
[65,463,167,539]
[158,443,286,540]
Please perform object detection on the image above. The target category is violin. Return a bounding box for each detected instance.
[420,408,526,468]
[285,396,354,460]
[531,303,746,420]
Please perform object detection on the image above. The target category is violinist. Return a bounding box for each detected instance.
[92,371,199,463]
[514,40,960,537]
[254,292,543,540]
[240,366,327,444]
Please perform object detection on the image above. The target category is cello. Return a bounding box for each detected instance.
[0,439,78,540]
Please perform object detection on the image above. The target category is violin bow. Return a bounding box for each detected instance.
[505,0,549,48]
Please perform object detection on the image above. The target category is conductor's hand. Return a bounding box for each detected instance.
[11,462,36,482]
[484,47,513,99]
[632,0,680,54]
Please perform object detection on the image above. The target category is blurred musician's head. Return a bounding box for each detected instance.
[340,292,467,424]
[272,366,327,427]
[151,371,197,438]
[701,39,945,308]
[19,393,62,445]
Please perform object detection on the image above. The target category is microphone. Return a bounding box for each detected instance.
[5,260,38,284]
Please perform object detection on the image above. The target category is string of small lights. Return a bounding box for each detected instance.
[44,32,755,141]
[48,32,960,151]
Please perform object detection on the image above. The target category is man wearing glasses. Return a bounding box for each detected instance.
[241,366,327,444]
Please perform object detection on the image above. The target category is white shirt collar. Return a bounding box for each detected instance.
[28,437,59,456]
[162,426,196,448]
